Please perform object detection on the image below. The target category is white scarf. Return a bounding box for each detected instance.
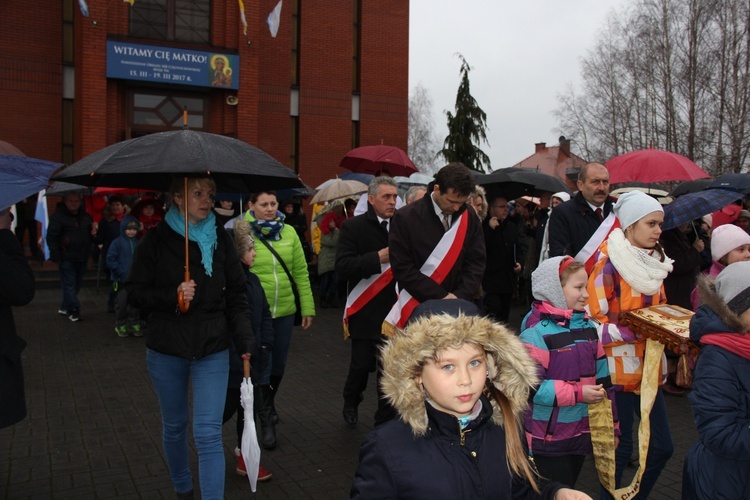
[606,229,674,296]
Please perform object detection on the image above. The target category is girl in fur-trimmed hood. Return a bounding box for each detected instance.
[683,263,750,500]
[350,300,592,500]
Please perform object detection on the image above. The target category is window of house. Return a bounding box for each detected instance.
[129,90,208,136]
[129,0,211,44]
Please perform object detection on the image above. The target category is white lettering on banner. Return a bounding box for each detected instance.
[171,53,207,63]
[113,45,153,58]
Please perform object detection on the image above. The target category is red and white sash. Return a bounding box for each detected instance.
[575,212,619,273]
[382,210,470,335]
[342,263,393,338]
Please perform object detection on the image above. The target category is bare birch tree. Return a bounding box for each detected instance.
[408,83,442,174]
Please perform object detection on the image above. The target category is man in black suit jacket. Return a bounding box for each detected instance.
[336,177,398,426]
[389,163,485,312]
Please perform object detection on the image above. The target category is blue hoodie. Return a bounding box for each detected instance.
[106,215,140,282]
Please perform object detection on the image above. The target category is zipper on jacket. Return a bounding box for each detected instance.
[459,425,471,446]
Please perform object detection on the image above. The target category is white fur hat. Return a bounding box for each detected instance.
[613,190,663,230]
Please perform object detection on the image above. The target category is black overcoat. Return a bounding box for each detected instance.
[548,191,615,258]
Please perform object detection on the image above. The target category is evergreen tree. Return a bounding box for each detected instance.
[439,54,491,173]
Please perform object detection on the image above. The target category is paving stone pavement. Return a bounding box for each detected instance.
[1,286,697,499]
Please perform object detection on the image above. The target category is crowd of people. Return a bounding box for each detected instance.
[5,161,750,499]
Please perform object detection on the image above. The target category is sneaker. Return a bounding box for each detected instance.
[57,309,69,316]
[115,325,128,337]
[68,310,81,322]
[131,324,144,337]
[234,447,247,476]
[257,465,273,482]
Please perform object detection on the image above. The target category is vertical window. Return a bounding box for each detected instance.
[291,0,300,87]
[129,0,210,44]
[62,0,75,164]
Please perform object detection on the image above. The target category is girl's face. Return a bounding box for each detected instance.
[726,244,750,265]
[562,268,589,310]
[175,180,215,224]
[241,247,257,268]
[142,205,155,217]
[417,344,487,419]
[220,200,233,210]
[625,211,663,249]
[110,201,124,215]
[254,193,279,221]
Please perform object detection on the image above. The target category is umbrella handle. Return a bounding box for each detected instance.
[178,269,190,313]
[178,176,191,313]
[243,357,250,378]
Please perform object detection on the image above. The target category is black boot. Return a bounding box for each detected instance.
[269,375,282,424]
[256,385,277,449]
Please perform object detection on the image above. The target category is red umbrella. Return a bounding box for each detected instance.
[605,149,710,184]
[339,145,418,177]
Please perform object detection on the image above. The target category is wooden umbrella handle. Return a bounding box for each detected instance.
[243,357,250,378]
[178,176,190,313]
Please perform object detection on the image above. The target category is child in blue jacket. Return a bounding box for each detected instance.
[106,218,141,337]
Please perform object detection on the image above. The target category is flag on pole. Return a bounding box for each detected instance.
[238,0,248,36]
[267,0,282,37]
[123,0,135,6]
[78,0,90,16]
[35,190,50,261]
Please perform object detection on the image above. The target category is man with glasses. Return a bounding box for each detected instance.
[482,195,522,322]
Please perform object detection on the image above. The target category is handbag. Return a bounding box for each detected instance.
[258,237,303,326]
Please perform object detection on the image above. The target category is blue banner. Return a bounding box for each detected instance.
[106,41,239,90]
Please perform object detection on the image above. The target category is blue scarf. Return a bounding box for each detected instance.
[246,210,285,241]
[165,206,218,277]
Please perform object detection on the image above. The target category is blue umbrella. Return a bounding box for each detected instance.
[662,189,743,231]
[707,173,750,194]
[0,155,62,211]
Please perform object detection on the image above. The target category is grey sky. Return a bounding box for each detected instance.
[409,0,626,170]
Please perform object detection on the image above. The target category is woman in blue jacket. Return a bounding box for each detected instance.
[683,261,750,499]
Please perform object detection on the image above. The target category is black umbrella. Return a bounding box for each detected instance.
[707,173,750,195]
[53,129,304,312]
[474,170,534,200]
[669,179,713,197]
[499,167,572,196]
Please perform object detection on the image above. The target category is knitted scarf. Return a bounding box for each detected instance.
[248,210,285,241]
[606,228,674,296]
[165,206,218,277]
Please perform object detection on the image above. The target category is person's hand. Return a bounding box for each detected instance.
[0,208,12,230]
[488,217,499,229]
[378,247,390,263]
[92,222,99,236]
[513,262,522,274]
[301,316,313,330]
[554,488,593,500]
[177,280,196,303]
[581,384,606,404]
[693,238,705,252]
[442,292,457,299]
[615,436,620,449]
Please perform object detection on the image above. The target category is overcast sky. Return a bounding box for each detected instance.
[409,0,628,170]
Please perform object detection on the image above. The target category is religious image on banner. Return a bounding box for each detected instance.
[209,55,233,88]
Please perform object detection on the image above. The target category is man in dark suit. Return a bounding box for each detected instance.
[548,162,616,258]
[336,177,398,426]
[389,163,485,311]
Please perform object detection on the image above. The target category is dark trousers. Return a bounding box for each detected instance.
[484,292,512,324]
[15,218,39,256]
[600,389,674,499]
[113,283,140,328]
[59,260,87,311]
[533,454,585,489]
[343,337,396,425]
[318,270,338,299]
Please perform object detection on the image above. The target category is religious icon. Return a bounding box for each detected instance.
[210,55,233,88]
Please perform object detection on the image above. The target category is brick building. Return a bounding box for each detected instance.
[0,0,409,192]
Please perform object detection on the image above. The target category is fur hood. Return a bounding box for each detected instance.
[381,313,539,436]
[696,274,747,335]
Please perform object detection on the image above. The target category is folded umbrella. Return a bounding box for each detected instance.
[240,358,261,492]
[662,189,743,231]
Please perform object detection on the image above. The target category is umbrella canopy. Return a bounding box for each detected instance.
[45,181,91,197]
[52,129,303,193]
[605,149,710,184]
[311,178,368,204]
[392,173,434,186]
[0,140,25,156]
[669,178,714,197]
[499,167,571,196]
[315,172,374,191]
[0,154,63,211]
[339,145,417,177]
[662,189,743,231]
[474,170,534,201]
[240,359,261,492]
[610,186,673,205]
[707,173,750,194]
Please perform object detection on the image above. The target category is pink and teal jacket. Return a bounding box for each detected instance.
[520,301,619,457]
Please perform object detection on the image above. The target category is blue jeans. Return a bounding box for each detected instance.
[271,314,295,378]
[59,260,87,311]
[147,348,229,499]
[600,389,674,499]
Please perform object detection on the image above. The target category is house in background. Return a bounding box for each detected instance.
[511,136,587,191]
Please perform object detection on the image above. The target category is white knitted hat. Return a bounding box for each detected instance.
[613,190,663,230]
[710,224,750,262]
[531,256,570,310]
[715,261,750,315]
[551,191,571,203]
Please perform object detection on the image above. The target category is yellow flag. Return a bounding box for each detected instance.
[238,0,248,36]
[123,0,134,5]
